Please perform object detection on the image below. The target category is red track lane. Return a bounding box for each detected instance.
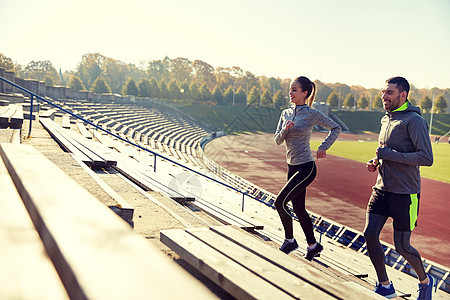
[206,133,450,267]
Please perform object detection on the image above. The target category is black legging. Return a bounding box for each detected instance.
[363,213,427,282]
[275,161,317,245]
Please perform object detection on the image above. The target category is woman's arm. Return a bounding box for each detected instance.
[274,111,289,145]
[315,111,342,151]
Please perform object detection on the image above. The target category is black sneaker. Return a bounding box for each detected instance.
[279,239,299,254]
[305,243,323,261]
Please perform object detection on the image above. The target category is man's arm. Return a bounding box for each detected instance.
[377,117,433,166]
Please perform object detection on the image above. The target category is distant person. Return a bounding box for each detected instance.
[364,77,435,299]
[274,76,341,261]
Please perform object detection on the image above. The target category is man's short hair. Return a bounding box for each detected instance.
[386,76,410,95]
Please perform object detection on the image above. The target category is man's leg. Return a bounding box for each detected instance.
[364,213,389,283]
[393,231,427,281]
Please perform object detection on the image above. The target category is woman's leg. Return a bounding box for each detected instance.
[290,166,317,245]
[275,161,316,241]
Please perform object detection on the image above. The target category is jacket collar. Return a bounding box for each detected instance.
[392,101,409,112]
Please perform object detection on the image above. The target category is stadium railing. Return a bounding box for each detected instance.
[0,75,271,213]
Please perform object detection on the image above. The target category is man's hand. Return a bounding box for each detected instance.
[376,141,384,156]
[366,159,379,172]
[316,148,326,159]
[285,120,294,130]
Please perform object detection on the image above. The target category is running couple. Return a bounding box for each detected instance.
[274,76,435,299]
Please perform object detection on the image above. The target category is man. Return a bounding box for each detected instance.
[364,77,435,299]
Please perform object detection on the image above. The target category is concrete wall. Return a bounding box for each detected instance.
[0,67,150,105]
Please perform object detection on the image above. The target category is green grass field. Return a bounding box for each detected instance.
[172,103,449,183]
[310,140,450,183]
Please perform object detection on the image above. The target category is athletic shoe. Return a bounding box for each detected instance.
[373,282,397,299]
[417,274,436,300]
[279,239,298,254]
[305,243,323,261]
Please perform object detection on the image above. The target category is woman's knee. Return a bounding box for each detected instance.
[274,196,284,211]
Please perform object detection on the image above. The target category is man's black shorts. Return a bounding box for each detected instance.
[367,188,420,231]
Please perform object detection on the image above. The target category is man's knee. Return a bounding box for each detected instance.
[363,227,378,244]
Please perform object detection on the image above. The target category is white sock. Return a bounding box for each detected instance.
[307,243,317,250]
[286,238,295,243]
[382,283,391,288]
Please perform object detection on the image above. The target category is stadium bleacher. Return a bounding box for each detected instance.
[1,75,449,299]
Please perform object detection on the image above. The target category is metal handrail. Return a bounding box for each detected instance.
[0,75,267,209]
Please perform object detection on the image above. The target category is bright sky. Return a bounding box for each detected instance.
[1,0,449,89]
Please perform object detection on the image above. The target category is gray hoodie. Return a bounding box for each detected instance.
[275,105,341,165]
[375,102,433,194]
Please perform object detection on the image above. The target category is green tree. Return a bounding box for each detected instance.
[168,80,182,99]
[122,78,139,96]
[434,95,448,113]
[91,76,111,94]
[357,95,369,109]
[193,60,216,89]
[261,90,273,107]
[215,67,234,91]
[315,80,333,104]
[147,59,169,81]
[103,57,143,94]
[138,78,152,97]
[159,80,169,99]
[327,92,339,108]
[24,60,59,83]
[420,96,432,113]
[171,57,193,83]
[243,71,259,94]
[149,78,160,98]
[372,96,383,109]
[200,83,212,102]
[274,90,286,108]
[0,53,14,70]
[223,85,234,105]
[189,82,200,100]
[68,76,86,91]
[180,82,190,100]
[260,77,282,94]
[235,87,247,106]
[212,86,224,104]
[44,76,54,86]
[76,53,105,89]
[343,93,355,109]
[247,87,260,106]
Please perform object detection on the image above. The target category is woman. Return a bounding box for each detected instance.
[274,76,341,260]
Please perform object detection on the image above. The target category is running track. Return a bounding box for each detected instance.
[205,133,450,267]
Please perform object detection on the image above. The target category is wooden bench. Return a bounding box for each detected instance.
[61,114,71,129]
[161,225,382,300]
[40,118,117,168]
[40,108,57,119]
[0,104,23,129]
[0,143,216,300]
[0,154,68,299]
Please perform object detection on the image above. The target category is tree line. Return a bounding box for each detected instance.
[0,52,448,113]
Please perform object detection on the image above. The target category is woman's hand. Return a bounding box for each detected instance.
[285,120,294,130]
[316,148,326,159]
